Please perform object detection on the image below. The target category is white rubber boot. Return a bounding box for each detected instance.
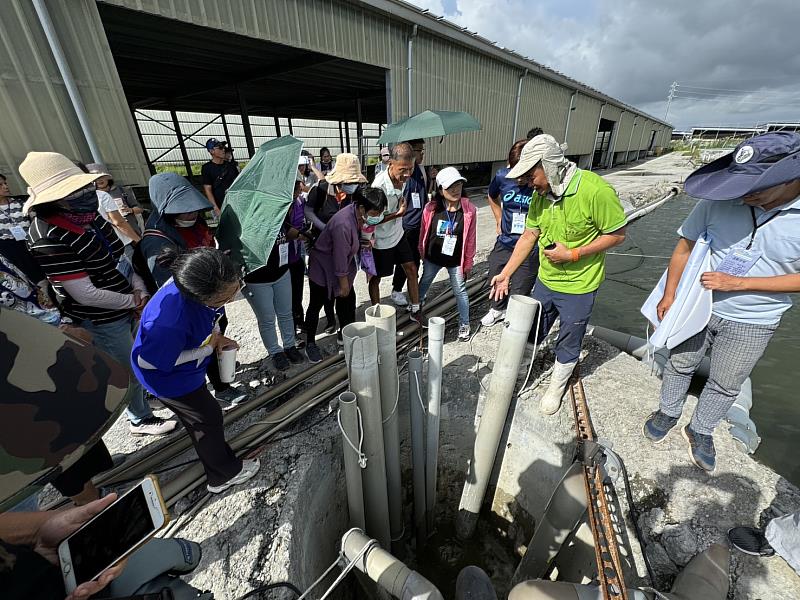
[540,360,577,415]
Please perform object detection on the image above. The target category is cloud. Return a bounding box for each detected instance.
[406,0,800,129]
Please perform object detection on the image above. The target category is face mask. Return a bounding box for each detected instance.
[174,218,197,228]
[341,183,359,194]
[365,214,384,226]
[58,188,98,213]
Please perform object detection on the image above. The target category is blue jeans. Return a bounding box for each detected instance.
[81,315,152,424]
[531,281,597,364]
[245,270,296,356]
[418,259,469,325]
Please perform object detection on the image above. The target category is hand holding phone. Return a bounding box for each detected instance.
[57,477,169,595]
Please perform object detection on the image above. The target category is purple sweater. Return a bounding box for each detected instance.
[308,203,359,298]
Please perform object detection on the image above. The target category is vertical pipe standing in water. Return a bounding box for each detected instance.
[456,295,539,540]
[425,317,446,533]
[338,391,366,531]
[342,323,391,549]
[408,350,427,544]
[364,305,403,545]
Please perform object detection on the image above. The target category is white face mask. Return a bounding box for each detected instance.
[174,218,197,228]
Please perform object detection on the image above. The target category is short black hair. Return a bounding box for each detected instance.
[355,186,388,214]
[0,173,6,182]
[320,147,331,156]
[157,246,239,304]
[526,127,544,140]
[408,139,425,147]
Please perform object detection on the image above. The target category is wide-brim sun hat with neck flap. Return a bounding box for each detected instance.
[684,131,800,201]
[19,151,103,213]
[326,153,368,185]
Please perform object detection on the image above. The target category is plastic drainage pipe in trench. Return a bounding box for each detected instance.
[456,295,540,540]
[341,528,444,600]
[338,391,366,531]
[408,350,427,545]
[425,316,446,534]
[364,304,403,547]
[342,322,391,549]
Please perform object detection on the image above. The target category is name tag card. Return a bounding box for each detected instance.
[511,212,526,234]
[442,235,457,256]
[412,192,422,209]
[278,242,289,267]
[716,248,761,277]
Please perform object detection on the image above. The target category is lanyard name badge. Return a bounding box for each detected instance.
[411,192,422,209]
[10,225,27,241]
[277,232,289,267]
[441,211,458,256]
[511,211,526,235]
[716,207,779,276]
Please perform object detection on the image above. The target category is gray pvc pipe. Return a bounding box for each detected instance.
[341,528,444,600]
[425,316,446,533]
[32,0,103,163]
[338,391,366,531]
[364,304,403,545]
[456,295,540,540]
[408,350,427,545]
[342,323,391,549]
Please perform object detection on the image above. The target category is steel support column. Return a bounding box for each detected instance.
[274,116,282,138]
[356,99,365,167]
[130,109,155,176]
[168,104,193,178]
[236,85,256,157]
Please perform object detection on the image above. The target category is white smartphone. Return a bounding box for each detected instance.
[57,476,169,593]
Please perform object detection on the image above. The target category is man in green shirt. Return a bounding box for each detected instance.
[491,134,627,414]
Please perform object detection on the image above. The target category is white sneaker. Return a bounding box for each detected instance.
[207,458,261,494]
[391,291,408,307]
[480,308,506,327]
[129,416,178,436]
[458,323,471,341]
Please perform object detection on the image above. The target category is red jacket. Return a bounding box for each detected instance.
[419,196,478,274]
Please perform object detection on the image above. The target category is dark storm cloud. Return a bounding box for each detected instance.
[408,0,800,128]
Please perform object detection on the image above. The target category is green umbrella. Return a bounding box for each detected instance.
[377,110,482,144]
[216,136,303,274]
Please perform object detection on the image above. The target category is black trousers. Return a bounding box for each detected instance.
[391,227,420,292]
[305,280,356,344]
[160,386,241,487]
[487,240,539,310]
[51,441,113,497]
[289,259,306,326]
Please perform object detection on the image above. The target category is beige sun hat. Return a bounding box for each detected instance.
[326,153,368,185]
[19,152,102,213]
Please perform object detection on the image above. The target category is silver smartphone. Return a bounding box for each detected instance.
[57,476,169,594]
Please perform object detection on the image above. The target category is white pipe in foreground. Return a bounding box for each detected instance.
[342,323,391,549]
[425,316,446,533]
[408,350,427,545]
[338,391,366,531]
[364,304,403,545]
[341,528,444,600]
[456,295,540,539]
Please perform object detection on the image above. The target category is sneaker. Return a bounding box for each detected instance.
[480,308,506,327]
[336,330,344,346]
[215,387,248,406]
[207,458,261,494]
[458,323,471,341]
[682,424,716,472]
[306,343,323,364]
[410,309,428,328]
[642,410,678,443]
[129,416,178,436]
[272,352,290,371]
[728,527,775,557]
[391,290,409,307]
[285,346,304,364]
[295,338,306,350]
[324,318,337,335]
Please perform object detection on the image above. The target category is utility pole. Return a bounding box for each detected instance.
[664,81,677,121]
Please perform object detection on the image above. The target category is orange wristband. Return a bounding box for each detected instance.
[570,248,581,262]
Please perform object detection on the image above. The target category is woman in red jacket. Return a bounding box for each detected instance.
[418,167,477,341]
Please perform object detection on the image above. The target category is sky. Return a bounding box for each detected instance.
[406,0,800,130]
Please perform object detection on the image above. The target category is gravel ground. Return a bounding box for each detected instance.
[64,154,800,599]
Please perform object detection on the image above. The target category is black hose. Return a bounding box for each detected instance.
[234,581,303,599]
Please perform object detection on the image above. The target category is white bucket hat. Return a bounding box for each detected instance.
[19,152,102,213]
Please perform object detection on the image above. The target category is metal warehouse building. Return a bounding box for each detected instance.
[0,0,673,191]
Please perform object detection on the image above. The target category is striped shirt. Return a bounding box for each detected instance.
[0,198,29,240]
[27,214,133,324]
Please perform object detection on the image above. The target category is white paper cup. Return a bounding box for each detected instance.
[217,346,237,383]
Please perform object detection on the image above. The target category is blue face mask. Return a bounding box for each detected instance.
[365,214,384,226]
[341,183,359,194]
